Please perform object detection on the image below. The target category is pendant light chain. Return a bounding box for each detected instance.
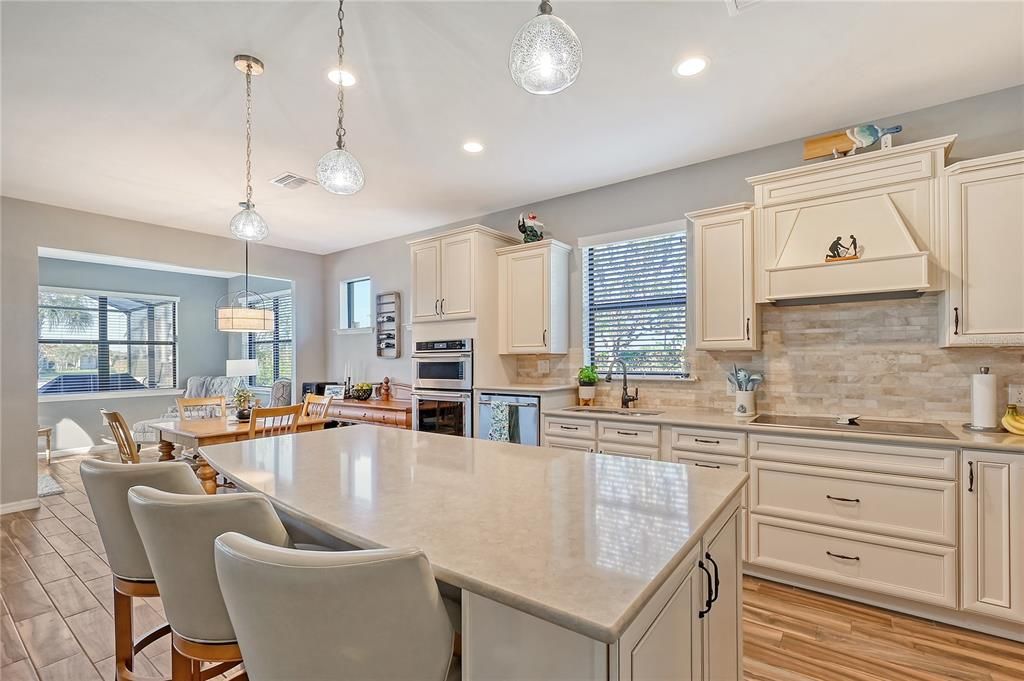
[335,0,347,151]
[244,62,254,207]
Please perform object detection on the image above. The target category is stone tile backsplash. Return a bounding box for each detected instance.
[518,296,1024,422]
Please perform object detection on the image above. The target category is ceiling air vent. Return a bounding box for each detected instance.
[269,172,317,190]
[724,0,762,16]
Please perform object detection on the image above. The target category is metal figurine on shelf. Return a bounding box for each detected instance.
[825,234,861,262]
[517,212,544,243]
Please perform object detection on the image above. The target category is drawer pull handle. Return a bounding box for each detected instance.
[953,307,960,335]
[968,461,974,493]
[616,430,638,436]
[694,462,721,469]
[694,438,720,445]
[826,494,860,503]
[697,560,714,618]
[559,425,578,431]
[705,552,721,604]
[826,550,860,562]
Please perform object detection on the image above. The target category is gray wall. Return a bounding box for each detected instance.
[322,85,1024,382]
[36,257,231,450]
[1,199,325,509]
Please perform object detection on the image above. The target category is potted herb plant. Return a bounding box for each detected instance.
[577,365,598,404]
[233,386,256,421]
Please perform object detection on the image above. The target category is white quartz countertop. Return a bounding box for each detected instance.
[199,425,747,643]
[541,405,1024,453]
[474,383,577,393]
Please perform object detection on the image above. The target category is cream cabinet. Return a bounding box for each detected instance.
[961,449,1024,624]
[702,509,742,681]
[943,151,1024,346]
[497,240,570,354]
[409,225,517,323]
[686,204,759,350]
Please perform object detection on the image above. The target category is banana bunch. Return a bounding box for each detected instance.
[1001,404,1024,435]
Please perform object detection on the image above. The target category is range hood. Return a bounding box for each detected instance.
[747,135,956,303]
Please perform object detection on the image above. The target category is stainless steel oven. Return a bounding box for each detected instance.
[412,339,473,437]
[412,339,473,391]
[411,390,472,437]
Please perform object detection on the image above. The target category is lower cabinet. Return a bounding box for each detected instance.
[544,435,594,452]
[619,505,742,681]
[961,450,1024,624]
[598,442,659,460]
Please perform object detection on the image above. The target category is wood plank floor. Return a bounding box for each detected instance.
[2,449,1023,680]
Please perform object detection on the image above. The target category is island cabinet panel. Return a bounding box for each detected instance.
[617,546,703,681]
[703,509,743,681]
[961,450,1024,624]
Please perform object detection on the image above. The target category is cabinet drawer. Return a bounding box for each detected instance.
[750,461,956,545]
[668,450,747,473]
[598,421,660,447]
[749,514,956,608]
[543,435,594,452]
[669,427,746,456]
[598,442,659,460]
[544,416,595,440]
[748,434,956,479]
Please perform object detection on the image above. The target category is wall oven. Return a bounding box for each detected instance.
[412,339,473,391]
[412,338,473,437]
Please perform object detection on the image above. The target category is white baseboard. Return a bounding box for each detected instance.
[1,498,41,515]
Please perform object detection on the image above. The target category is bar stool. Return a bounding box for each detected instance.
[126,488,295,681]
[213,532,457,681]
[79,460,204,681]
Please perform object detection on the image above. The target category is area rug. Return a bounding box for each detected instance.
[37,474,65,497]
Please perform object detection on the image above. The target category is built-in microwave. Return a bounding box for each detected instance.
[412,339,473,391]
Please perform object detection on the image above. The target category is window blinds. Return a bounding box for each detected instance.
[583,232,687,377]
[247,291,294,388]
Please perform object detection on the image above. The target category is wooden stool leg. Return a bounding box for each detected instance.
[114,587,135,678]
[171,645,193,681]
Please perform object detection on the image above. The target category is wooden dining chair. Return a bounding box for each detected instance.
[302,393,335,419]
[176,396,227,420]
[101,409,141,464]
[248,404,303,439]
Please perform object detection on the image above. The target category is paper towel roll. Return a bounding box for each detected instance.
[971,368,998,429]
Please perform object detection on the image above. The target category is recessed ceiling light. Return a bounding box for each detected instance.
[463,141,484,154]
[674,56,708,77]
[327,69,357,87]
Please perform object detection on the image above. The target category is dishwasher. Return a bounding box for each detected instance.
[477,393,541,446]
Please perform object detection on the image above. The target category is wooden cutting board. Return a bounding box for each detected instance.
[803,130,856,160]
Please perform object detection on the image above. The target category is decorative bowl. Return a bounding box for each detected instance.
[350,387,373,401]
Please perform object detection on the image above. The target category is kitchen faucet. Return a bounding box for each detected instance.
[606,358,639,409]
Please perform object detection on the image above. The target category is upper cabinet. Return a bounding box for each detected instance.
[942,150,1024,347]
[497,240,570,354]
[747,136,955,303]
[409,226,517,323]
[687,204,759,350]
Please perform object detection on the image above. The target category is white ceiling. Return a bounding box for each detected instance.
[3,1,1022,255]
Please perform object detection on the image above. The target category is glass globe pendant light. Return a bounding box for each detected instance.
[316,0,364,195]
[509,0,582,95]
[229,55,269,241]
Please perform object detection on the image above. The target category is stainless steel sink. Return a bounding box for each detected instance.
[749,414,957,439]
[563,406,664,417]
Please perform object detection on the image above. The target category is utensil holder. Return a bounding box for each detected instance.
[735,390,756,416]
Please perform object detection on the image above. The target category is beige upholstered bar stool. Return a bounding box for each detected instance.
[214,532,457,681]
[79,460,204,681]
[127,488,295,681]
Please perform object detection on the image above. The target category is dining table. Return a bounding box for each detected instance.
[152,415,330,493]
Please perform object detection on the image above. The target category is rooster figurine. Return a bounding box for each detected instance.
[517,212,544,243]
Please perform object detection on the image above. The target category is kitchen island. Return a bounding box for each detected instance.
[199,424,748,680]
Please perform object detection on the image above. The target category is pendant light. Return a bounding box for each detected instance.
[229,55,270,241]
[315,0,364,195]
[509,0,582,95]
[216,240,274,333]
